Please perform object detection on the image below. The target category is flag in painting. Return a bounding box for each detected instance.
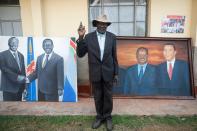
[26,37,37,101]
[62,38,77,102]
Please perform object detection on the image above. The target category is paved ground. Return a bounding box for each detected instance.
[0,98,197,116]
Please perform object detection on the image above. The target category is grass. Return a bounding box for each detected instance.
[0,115,197,131]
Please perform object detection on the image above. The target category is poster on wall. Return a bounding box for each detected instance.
[161,15,185,33]
[0,36,77,102]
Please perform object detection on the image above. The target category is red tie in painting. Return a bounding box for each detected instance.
[168,63,173,80]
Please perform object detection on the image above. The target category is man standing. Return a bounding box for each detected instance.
[0,37,26,101]
[27,39,64,101]
[124,47,157,95]
[77,14,118,130]
[157,43,190,96]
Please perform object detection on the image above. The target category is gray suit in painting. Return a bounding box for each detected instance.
[0,50,26,101]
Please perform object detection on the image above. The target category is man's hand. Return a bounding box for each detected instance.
[78,22,86,40]
[58,89,63,96]
[17,75,26,83]
[113,75,118,86]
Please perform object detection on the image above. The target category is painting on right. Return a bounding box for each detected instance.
[113,37,195,99]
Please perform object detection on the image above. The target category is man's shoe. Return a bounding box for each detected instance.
[106,119,113,131]
[92,119,102,129]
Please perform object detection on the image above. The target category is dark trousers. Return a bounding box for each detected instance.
[38,89,58,102]
[3,88,23,101]
[92,79,113,120]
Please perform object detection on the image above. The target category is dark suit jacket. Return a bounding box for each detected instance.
[28,52,64,95]
[0,50,26,93]
[157,59,190,96]
[124,64,157,95]
[77,31,118,82]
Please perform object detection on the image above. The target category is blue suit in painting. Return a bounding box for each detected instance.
[157,59,190,96]
[124,64,157,95]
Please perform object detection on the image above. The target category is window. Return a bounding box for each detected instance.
[0,0,19,5]
[0,0,22,36]
[89,0,147,36]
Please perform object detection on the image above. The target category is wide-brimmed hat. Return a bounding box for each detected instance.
[92,14,111,27]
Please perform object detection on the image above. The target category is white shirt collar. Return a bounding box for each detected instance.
[42,52,53,68]
[44,52,53,60]
[96,31,106,36]
[167,58,176,68]
[9,50,18,58]
[167,58,175,64]
[138,63,147,75]
[9,49,18,54]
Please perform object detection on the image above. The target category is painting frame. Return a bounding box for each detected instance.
[113,36,195,99]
